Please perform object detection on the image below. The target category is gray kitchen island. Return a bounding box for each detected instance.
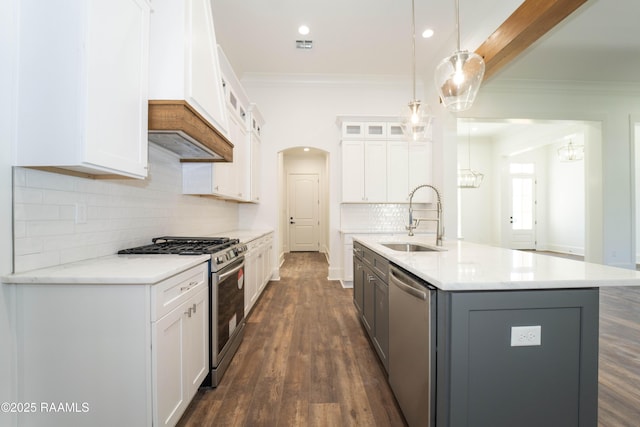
[352,236,640,427]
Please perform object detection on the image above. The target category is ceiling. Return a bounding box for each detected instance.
[211,0,640,139]
[211,0,522,77]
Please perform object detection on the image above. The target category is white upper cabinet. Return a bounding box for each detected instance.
[339,118,433,203]
[14,0,150,179]
[341,139,387,203]
[387,141,433,203]
[248,104,264,203]
[182,47,264,203]
[148,0,229,137]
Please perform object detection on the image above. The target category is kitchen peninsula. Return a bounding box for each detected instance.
[353,235,640,427]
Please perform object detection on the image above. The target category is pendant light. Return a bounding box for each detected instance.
[557,140,584,162]
[434,0,485,112]
[402,0,432,141]
[458,126,484,188]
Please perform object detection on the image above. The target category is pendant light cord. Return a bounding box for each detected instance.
[455,0,461,52]
[411,0,416,100]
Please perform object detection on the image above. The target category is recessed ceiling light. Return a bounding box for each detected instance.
[422,28,434,38]
[303,147,310,152]
[298,25,310,35]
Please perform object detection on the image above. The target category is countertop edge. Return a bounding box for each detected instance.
[353,236,640,291]
[2,254,212,285]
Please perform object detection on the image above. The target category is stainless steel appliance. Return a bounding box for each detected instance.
[388,264,436,427]
[118,236,247,387]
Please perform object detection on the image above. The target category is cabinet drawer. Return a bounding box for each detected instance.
[357,242,389,282]
[152,263,208,320]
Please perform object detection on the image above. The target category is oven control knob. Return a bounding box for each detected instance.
[216,255,226,264]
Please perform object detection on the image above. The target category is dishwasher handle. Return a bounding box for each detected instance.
[389,266,432,301]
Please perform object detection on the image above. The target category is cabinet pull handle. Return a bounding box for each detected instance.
[185,307,192,318]
[180,281,198,292]
[192,303,197,314]
[367,275,375,282]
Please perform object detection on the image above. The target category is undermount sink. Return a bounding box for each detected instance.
[381,242,446,252]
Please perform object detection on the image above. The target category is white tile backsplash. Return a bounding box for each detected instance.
[12,145,239,273]
[340,203,435,232]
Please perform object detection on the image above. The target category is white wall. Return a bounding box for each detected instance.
[458,136,494,244]
[238,75,427,279]
[12,146,239,273]
[546,140,585,255]
[459,125,587,254]
[461,80,638,267]
[1,0,17,424]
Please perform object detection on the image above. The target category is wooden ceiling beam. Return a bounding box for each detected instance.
[475,0,588,81]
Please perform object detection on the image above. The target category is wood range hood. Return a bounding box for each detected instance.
[148,100,233,162]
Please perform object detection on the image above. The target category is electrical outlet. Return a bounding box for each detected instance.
[510,325,541,347]
[74,203,87,224]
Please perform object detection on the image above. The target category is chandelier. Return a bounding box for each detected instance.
[458,126,484,188]
[557,140,584,162]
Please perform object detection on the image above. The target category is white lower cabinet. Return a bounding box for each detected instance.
[13,261,209,427]
[244,233,274,315]
[153,284,208,427]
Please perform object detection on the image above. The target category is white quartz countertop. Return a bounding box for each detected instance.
[354,236,640,291]
[2,254,211,285]
[2,229,274,285]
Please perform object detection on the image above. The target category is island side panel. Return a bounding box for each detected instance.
[436,288,599,427]
[15,283,152,427]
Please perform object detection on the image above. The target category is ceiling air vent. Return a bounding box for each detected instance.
[296,40,313,50]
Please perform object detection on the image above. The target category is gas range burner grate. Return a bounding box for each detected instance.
[118,236,240,256]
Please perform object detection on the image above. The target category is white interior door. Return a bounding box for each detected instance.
[288,173,319,252]
[508,172,537,249]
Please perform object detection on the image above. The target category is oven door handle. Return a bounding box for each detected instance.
[218,260,245,282]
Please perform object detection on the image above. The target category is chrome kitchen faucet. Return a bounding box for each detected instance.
[406,184,443,246]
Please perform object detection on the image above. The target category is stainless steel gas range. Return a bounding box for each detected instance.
[118,236,248,387]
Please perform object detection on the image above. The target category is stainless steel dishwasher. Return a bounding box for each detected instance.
[389,264,436,427]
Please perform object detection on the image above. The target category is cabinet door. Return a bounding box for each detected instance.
[250,133,261,202]
[262,237,273,288]
[186,0,228,135]
[15,0,150,179]
[153,305,187,427]
[409,142,433,203]
[364,140,387,202]
[184,287,209,398]
[374,279,389,371]
[244,248,258,315]
[341,140,366,202]
[387,141,410,203]
[343,244,354,281]
[362,268,375,336]
[353,256,364,313]
[85,0,149,178]
[341,122,365,139]
[213,112,244,198]
[365,122,387,139]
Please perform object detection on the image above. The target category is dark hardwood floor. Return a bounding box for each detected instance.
[178,252,640,427]
[177,252,406,427]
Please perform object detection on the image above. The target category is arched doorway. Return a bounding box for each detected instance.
[279,147,330,256]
